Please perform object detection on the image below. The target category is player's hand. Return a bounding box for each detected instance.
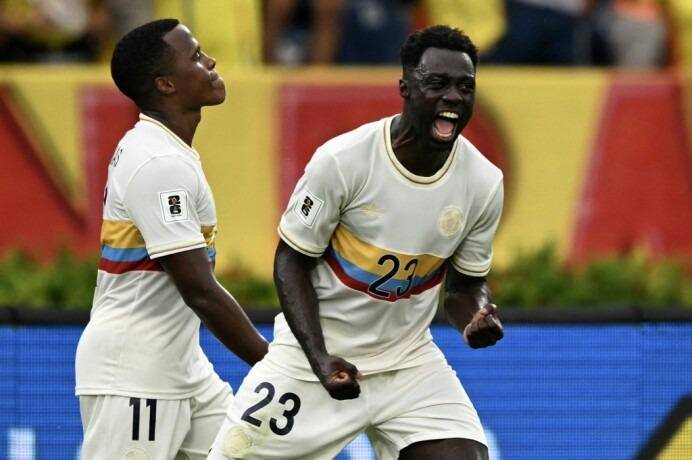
[315,355,363,400]
[463,304,504,349]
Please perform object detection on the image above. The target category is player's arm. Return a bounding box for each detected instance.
[444,268,503,349]
[123,156,268,365]
[274,240,361,400]
[160,248,268,365]
[446,176,505,349]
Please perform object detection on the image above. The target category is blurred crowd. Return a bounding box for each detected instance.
[0,0,690,69]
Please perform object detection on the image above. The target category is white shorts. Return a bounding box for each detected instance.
[79,375,232,460]
[208,359,485,460]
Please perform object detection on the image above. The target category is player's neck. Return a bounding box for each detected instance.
[142,109,201,147]
[390,114,452,177]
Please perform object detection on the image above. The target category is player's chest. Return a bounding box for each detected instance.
[340,176,474,255]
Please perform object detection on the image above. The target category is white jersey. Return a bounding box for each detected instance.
[268,116,504,380]
[76,114,218,399]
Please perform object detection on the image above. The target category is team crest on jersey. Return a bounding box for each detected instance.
[294,188,323,228]
[438,206,463,237]
[159,190,189,223]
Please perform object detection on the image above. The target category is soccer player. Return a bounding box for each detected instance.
[209,25,504,460]
[74,19,268,460]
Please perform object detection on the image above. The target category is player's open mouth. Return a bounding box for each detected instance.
[431,111,459,142]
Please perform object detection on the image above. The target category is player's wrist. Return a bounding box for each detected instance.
[462,323,471,344]
[306,351,332,376]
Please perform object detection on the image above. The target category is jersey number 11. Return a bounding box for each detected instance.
[130,398,157,441]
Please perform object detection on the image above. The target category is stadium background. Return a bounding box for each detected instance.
[0,0,691,459]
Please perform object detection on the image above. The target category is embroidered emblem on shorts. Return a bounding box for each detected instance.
[159,190,189,223]
[438,206,463,238]
[223,426,253,458]
[293,188,323,228]
[122,447,149,460]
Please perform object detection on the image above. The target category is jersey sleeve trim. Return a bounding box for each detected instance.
[278,225,325,257]
[450,259,492,277]
[148,239,207,259]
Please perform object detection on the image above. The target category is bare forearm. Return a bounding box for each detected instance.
[274,243,329,372]
[444,273,490,333]
[445,270,503,348]
[278,282,328,369]
[159,249,268,366]
[273,241,361,399]
[190,283,268,365]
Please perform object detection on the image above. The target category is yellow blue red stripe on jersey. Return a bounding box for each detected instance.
[98,220,216,274]
[324,225,447,302]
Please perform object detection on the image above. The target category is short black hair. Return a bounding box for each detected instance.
[111,18,180,109]
[400,25,478,72]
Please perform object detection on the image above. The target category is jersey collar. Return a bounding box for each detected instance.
[139,113,200,159]
[382,116,458,185]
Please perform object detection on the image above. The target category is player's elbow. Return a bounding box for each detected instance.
[180,286,221,319]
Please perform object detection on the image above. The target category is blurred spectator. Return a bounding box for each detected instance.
[0,0,109,62]
[338,0,412,64]
[592,0,667,68]
[263,0,413,65]
[263,0,345,64]
[420,0,506,54]
[103,0,152,41]
[483,0,594,65]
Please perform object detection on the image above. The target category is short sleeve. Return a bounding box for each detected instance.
[450,179,504,276]
[124,156,207,259]
[278,149,347,257]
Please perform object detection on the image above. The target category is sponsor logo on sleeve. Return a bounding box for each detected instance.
[160,190,189,223]
[293,189,324,228]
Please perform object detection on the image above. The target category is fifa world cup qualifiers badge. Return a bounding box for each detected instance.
[294,189,324,228]
[301,196,314,216]
[159,190,189,222]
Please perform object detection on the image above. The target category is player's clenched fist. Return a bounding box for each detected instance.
[315,355,363,400]
[463,304,504,349]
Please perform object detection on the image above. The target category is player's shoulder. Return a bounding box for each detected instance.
[317,117,387,161]
[115,119,192,172]
[457,135,503,185]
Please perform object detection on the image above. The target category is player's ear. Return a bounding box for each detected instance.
[399,79,409,98]
[154,76,175,96]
